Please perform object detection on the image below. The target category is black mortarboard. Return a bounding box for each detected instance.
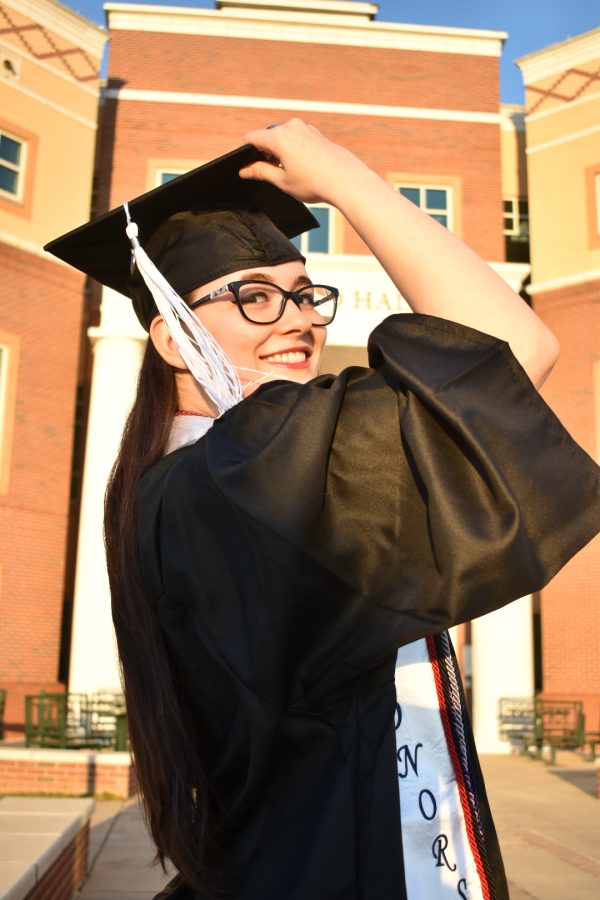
[44,143,318,328]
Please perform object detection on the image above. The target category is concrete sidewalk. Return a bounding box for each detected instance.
[76,752,599,899]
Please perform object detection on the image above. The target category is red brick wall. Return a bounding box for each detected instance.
[98,101,503,263]
[26,822,89,900]
[0,751,137,798]
[97,25,504,261]
[108,30,500,112]
[535,279,600,730]
[0,242,85,733]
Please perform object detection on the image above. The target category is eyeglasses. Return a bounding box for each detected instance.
[188,280,339,326]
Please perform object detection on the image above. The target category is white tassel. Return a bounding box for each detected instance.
[123,202,243,416]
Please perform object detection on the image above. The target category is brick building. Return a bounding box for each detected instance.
[517,28,600,730]
[0,0,105,733]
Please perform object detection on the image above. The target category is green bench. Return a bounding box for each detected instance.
[24,691,128,751]
[498,697,535,751]
[533,698,585,765]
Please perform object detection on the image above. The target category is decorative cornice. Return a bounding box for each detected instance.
[2,0,106,58]
[516,26,600,85]
[104,2,506,56]
[217,0,379,20]
[102,86,503,124]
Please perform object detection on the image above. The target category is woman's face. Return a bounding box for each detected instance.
[187,260,327,393]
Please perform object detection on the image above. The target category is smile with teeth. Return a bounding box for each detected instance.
[262,350,309,364]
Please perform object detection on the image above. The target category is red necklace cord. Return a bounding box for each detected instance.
[175,410,205,417]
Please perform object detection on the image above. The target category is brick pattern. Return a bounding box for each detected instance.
[25,821,89,900]
[108,30,501,111]
[0,242,85,731]
[0,2,100,82]
[0,755,137,798]
[535,280,600,730]
[98,100,504,262]
[525,57,600,114]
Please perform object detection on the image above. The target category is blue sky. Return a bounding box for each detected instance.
[65,0,599,103]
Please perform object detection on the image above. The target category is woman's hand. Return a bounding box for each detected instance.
[240,119,559,388]
[239,119,366,205]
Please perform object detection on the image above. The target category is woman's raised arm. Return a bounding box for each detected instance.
[240,119,559,388]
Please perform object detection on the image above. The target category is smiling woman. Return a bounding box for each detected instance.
[44,120,600,900]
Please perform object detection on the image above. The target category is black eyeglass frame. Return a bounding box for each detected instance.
[188,280,339,326]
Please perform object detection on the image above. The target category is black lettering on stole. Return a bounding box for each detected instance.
[418,788,437,821]
[394,703,402,730]
[431,834,457,871]
[457,877,468,898]
[397,742,423,778]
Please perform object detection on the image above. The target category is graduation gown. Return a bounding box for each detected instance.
[138,314,600,900]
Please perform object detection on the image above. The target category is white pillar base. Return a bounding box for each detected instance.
[471,595,533,754]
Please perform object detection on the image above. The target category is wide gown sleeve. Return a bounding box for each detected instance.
[205,314,599,642]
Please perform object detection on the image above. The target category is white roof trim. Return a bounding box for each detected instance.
[104,3,506,56]
[217,0,378,18]
[525,122,600,154]
[528,268,600,295]
[3,0,106,58]
[102,86,503,124]
[516,26,600,85]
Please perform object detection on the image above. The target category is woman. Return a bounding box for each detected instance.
[47,120,599,900]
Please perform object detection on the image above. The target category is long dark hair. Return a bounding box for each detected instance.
[104,338,223,896]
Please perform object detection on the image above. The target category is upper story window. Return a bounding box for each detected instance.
[157,170,185,186]
[584,164,600,250]
[291,204,332,254]
[503,197,529,237]
[396,185,453,229]
[0,130,26,201]
[503,197,530,263]
[0,329,21,495]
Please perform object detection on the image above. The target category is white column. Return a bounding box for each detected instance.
[68,289,145,695]
[471,596,534,754]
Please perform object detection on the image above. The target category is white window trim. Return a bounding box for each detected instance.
[0,344,8,440]
[503,197,528,237]
[299,202,334,255]
[503,197,519,236]
[0,129,27,202]
[394,183,454,231]
[155,168,187,186]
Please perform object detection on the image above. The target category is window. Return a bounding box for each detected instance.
[157,170,186,186]
[397,185,452,229]
[503,198,529,238]
[291,204,332,254]
[585,164,600,249]
[0,130,26,200]
[0,329,21,495]
[503,197,530,263]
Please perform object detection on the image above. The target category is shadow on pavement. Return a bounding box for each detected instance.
[548,766,597,798]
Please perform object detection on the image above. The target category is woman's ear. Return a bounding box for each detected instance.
[149,316,186,369]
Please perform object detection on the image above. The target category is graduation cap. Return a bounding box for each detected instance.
[44,143,318,327]
[44,143,319,416]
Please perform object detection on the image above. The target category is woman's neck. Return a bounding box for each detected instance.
[175,370,218,418]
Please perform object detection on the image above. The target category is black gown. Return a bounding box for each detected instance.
[138,314,600,900]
